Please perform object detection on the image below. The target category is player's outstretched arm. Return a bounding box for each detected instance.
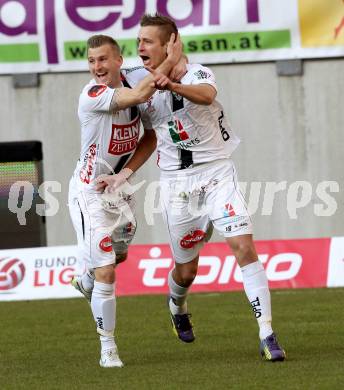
[110,34,183,112]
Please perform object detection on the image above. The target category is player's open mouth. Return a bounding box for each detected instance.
[140,56,150,65]
[96,72,108,82]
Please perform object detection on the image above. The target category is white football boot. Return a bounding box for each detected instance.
[99,347,124,368]
[71,276,92,303]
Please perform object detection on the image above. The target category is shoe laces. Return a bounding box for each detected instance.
[174,314,193,331]
[103,346,118,355]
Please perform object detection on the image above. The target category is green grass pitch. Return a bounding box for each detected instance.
[1,288,343,389]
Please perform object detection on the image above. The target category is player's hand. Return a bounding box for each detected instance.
[95,168,133,192]
[145,67,174,90]
[154,73,173,90]
[166,33,183,66]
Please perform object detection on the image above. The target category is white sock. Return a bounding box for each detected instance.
[80,268,95,292]
[91,281,116,352]
[241,261,273,340]
[168,270,188,315]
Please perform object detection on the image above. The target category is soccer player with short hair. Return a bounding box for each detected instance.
[68,33,183,367]
[99,13,286,362]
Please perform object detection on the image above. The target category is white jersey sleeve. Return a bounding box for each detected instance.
[78,82,115,122]
[183,64,218,92]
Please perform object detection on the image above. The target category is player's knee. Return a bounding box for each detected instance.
[177,267,197,287]
[116,253,127,265]
[227,237,257,265]
[94,264,115,284]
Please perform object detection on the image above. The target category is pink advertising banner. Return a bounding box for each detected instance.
[1,236,343,301]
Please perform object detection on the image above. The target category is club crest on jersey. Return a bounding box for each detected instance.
[88,84,107,97]
[180,229,206,249]
[168,119,189,142]
[168,119,200,150]
[108,116,140,155]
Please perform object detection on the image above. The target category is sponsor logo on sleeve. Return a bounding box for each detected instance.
[194,69,211,80]
[88,84,107,97]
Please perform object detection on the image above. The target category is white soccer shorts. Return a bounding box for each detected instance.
[159,159,252,264]
[68,177,136,269]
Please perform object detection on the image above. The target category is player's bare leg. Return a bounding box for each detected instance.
[92,264,123,367]
[167,257,198,343]
[72,252,128,301]
[226,234,285,361]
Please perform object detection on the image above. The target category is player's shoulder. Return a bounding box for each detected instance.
[183,63,214,82]
[121,66,148,87]
[78,79,114,115]
[79,79,113,101]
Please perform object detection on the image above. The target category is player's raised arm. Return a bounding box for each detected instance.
[152,63,217,105]
[152,74,216,105]
[167,82,216,105]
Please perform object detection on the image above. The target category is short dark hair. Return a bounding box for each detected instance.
[140,13,178,44]
[87,34,121,55]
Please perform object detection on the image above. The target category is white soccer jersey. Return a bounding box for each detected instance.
[73,77,141,191]
[123,64,240,171]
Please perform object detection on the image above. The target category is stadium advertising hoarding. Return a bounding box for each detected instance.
[0,237,343,301]
[0,0,343,74]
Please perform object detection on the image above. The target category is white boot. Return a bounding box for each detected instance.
[99,346,124,368]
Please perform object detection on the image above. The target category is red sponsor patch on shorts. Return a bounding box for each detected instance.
[88,85,107,97]
[180,229,206,249]
[99,236,113,253]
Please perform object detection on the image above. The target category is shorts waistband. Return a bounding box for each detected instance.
[159,158,232,179]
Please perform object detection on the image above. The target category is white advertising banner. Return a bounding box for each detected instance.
[0,245,82,301]
[0,0,343,74]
